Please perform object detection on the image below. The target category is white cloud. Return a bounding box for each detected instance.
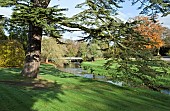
[116,11,142,22]
[117,11,170,29]
[116,11,129,22]
[62,31,85,40]
[49,0,84,17]
[0,7,12,18]
[159,15,170,28]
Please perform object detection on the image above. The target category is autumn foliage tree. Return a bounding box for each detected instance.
[133,16,164,53]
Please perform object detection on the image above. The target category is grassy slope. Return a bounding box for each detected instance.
[0,64,170,111]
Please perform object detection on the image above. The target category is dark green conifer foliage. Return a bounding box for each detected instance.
[69,0,169,90]
[0,0,169,90]
[4,18,28,50]
[131,0,170,17]
[0,0,67,77]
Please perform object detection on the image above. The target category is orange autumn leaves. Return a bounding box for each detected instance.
[133,16,164,49]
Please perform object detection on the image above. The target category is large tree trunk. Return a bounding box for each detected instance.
[21,0,51,78]
[21,23,42,78]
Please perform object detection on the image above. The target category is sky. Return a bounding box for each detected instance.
[0,0,170,39]
[50,0,170,27]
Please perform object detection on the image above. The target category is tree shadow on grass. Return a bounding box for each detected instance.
[39,64,170,110]
[76,80,170,111]
[0,66,65,111]
[71,72,170,111]
[1,64,170,111]
[0,67,22,80]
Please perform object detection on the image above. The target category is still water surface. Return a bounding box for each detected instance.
[59,63,123,86]
[59,62,170,95]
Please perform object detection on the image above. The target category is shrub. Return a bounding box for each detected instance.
[0,40,25,67]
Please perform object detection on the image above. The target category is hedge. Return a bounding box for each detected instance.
[0,40,25,67]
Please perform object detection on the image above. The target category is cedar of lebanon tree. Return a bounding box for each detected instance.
[0,0,126,78]
[20,0,67,78]
[21,0,50,78]
[0,0,67,78]
[0,0,170,80]
[70,0,169,90]
[22,0,47,77]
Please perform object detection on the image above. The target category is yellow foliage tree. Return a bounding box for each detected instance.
[0,40,25,67]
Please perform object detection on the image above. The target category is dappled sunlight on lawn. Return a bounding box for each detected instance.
[0,64,170,111]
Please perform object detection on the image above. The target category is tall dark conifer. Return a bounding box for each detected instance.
[0,0,67,77]
[21,0,47,78]
[0,0,170,90]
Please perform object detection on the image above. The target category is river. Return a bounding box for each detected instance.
[59,62,123,86]
[58,62,170,95]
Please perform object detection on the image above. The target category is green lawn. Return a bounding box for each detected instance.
[0,64,170,111]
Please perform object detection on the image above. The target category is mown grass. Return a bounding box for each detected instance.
[0,64,170,111]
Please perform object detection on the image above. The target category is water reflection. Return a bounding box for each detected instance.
[161,89,170,95]
[59,62,123,86]
[59,62,170,95]
[60,67,123,87]
[59,67,107,81]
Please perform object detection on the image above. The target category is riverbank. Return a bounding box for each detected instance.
[81,60,170,89]
[0,64,170,111]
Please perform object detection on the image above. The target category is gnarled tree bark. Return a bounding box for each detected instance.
[21,0,51,78]
[21,23,42,78]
